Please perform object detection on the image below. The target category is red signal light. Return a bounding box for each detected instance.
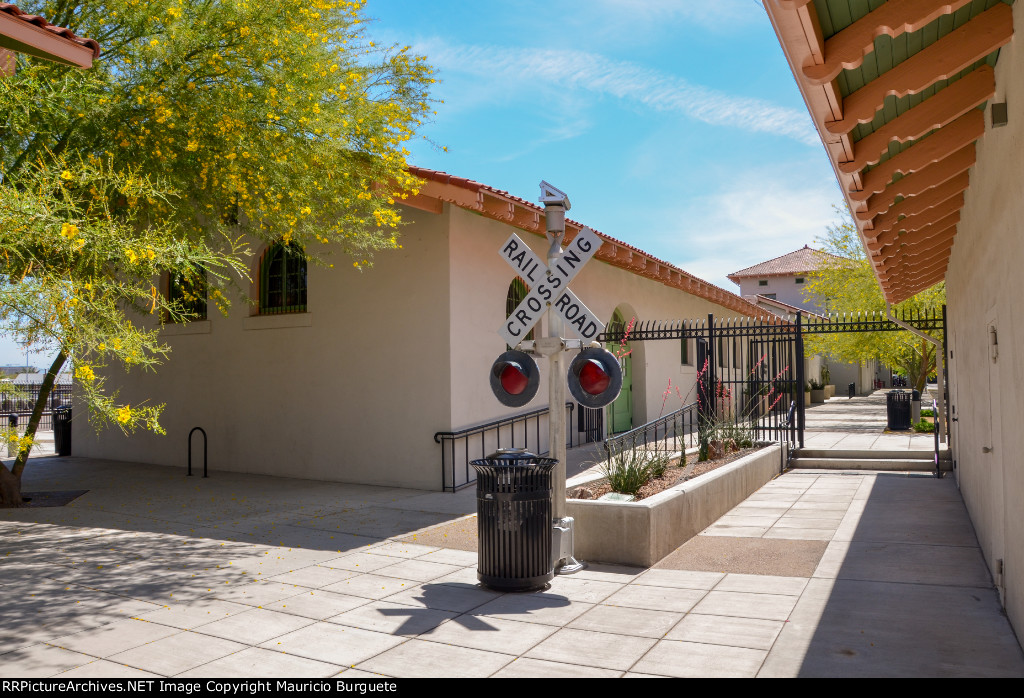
[499,362,529,395]
[578,359,610,395]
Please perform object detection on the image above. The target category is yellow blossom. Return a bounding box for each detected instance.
[60,223,79,239]
[117,406,132,424]
[75,365,96,382]
[61,171,73,181]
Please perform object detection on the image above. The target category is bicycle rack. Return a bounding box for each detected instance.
[188,426,208,478]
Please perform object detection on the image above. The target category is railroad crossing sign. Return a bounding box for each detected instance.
[497,228,605,347]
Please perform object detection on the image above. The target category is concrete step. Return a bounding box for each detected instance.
[795,449,951,461]
[790,457,952,472]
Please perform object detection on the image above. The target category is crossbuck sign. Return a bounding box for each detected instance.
[498,228,605,347]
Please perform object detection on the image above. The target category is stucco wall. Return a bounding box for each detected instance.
[73,206,454,490]
[944,4,1024,638]
[737,275,821,312]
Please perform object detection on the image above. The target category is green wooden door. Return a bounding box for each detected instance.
[607,310,633,434]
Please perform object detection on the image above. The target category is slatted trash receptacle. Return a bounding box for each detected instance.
[848,382,856,399]
[470,448,556,592]
[53,406,72,456]
[886,390,911,431]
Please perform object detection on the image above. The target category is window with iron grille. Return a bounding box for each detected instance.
[167,268,207,321]
[260,242,307,314]
[506,276,534,348]
[680,336,691,365]
[758,279,768,286]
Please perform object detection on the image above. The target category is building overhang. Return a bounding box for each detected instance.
[0,3,100,75]
[763,0,1014,304]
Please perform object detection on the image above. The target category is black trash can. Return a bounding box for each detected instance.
[53,406,72,456]
[470,448,556,591]
[886,390,911,431]
[848,382,856,399]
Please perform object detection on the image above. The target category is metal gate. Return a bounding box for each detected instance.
[597,307,946,448]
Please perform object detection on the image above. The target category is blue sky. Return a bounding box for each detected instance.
[368,0,845,290]
[0,0,846,368]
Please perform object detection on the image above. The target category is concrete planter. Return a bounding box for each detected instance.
[824,384,835,399]
[804,390,812,407]
[810,389,825,403]
[566,444,784,567]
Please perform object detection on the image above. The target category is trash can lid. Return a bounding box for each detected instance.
[470,447,559,467]
[911,390,921,400]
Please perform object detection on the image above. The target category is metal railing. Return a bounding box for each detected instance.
[604,403,698,462]
[435,402,575,492]
[933,398,942,479]
[1,384,73,431]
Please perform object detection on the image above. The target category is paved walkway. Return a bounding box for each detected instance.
[803,390,937,451]
[1,455,1021,678]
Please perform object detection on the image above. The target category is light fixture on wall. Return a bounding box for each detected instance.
[991,101,1008,128]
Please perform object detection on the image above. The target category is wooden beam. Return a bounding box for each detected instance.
[825,3,1012,135]
[851,110,983,201]
[867,171,968,239]
[880,236,956,267]
[857,143,975,220]
[804,0,975,84]
[881,257,949,284]
[872,214,959,257]
[839,65,994,174]
[868,195,963,249]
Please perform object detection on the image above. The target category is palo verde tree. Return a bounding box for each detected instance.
[804,205,945,392]
[0,0,437,506]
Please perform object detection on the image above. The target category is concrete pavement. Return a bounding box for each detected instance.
[1,452,1021,678]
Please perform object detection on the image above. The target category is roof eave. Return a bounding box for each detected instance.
[0,11,94,68]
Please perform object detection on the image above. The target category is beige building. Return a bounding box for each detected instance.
[766,0,1024,640]
[74,168,766,491]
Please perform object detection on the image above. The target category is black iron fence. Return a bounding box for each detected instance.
[604,403,699,463]
[434,402,575,492]
[1,384,73,432]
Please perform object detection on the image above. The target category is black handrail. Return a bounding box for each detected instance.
[604,403,698,462]
[933,398,942,479]
[188,426,207,478]
[434,402,574,492]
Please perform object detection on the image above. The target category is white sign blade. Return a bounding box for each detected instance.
[552,288,605,341]
[499,233,548,284]
[499,286,549,347]
[545,227,602,288]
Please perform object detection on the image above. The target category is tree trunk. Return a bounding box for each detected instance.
[6,351,67,500]
[0,462,21,507]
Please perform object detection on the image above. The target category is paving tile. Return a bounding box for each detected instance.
[469,593,594,627]
[48,618,180,658]
[372,559,463,583]
[544,576,623,603]
[419,616,557,655]
[382,582,500,613]
[0,643,95,678]
[266,566,360,588]
[207,581,316,607]
[329,600,456,636]
[601,585,707,614]
[192,608,314,644]
[633,569,724,590]
[428,567,480,585]
[417,549,478,567]
[525,627,656,671]
[702,525,770,537]
[321,574,418,600]
[690,590,798,621]
[666,614,784,651]
[264,590,371,619]
[491,657,621,678]
[337,668,392,678]
[569,563,647,583]
[56,659,160,677]
[632,639,767,678]
[356,638,513,678]
[110,632,247,676]
[259,623,405,667]
[178,647,341,678]
[135,599,253,630]
[320,552,407,573]
[714,574,809,596]
[568,604,683,639]
[366,542,440,559]
[763,527,836,541]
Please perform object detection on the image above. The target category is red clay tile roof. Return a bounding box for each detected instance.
[0,3,100,59]
[728,245,845,282]
[408,166,770,319]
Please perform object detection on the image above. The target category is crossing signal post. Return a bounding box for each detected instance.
[488,181,622,576]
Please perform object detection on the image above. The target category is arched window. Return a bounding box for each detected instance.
[260,241,307,314]
[506,277,534,348]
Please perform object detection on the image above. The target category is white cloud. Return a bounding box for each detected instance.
[415,39,818,146]
[588,0,763,30]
